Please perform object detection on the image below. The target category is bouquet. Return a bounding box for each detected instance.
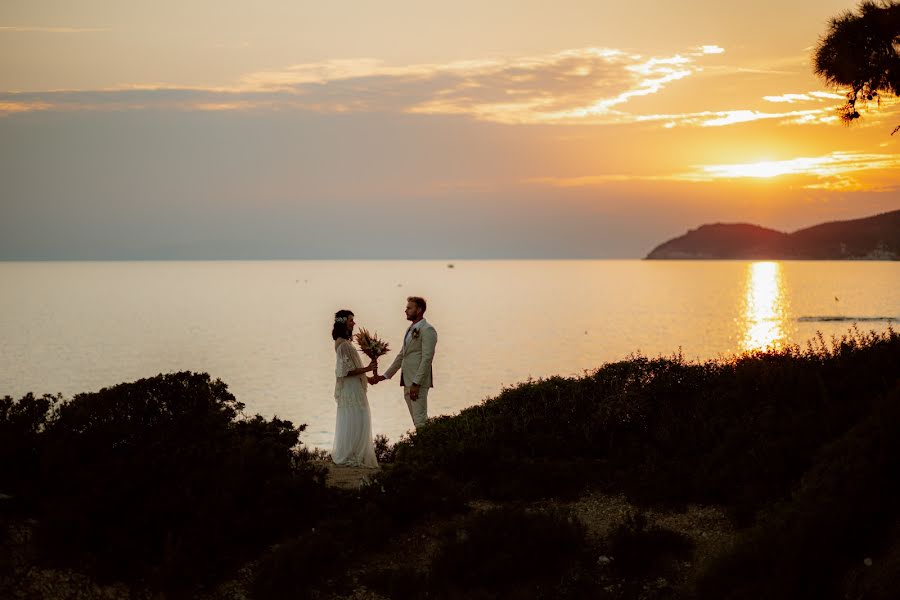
[355,328,390,374]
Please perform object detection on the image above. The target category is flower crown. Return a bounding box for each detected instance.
[335,316,349,323]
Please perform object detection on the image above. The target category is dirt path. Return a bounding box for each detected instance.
[323,462,382,490]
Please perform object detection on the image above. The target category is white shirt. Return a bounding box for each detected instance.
[404,319,425,347]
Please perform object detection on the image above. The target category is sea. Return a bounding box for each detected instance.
[1,260,897,449]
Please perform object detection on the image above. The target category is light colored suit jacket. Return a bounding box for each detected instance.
[384,319,437,388]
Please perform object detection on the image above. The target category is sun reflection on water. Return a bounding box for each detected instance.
[741,261,789,352]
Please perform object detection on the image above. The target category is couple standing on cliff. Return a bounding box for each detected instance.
[330,296,437,468]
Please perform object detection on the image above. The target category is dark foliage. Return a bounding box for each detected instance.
[813,1,900,133]
[383,329,899,521]
[253,496,395,598]
[0,393,59,503]
[362,462,468,524]
[373,433,397,464]
[367,329,899,595]
[841,521,900,600]
[4,329,898,597]
[474,459,591,501]
[1,372,328,590]
[607,512,694,577]
[697,382,900,600]
[361,564,430,600]
[431,506,587,595]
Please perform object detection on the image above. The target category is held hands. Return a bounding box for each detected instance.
[368,374,387,385]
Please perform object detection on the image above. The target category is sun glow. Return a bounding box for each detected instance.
[697,152,900,187]
[702,157,822,179]
[740,262,789,352]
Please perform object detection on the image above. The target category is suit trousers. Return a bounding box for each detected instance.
[403,386,429,428]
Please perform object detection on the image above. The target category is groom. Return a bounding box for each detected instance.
[371,296,437,428]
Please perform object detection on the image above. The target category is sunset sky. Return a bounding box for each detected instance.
[2,0,898,259]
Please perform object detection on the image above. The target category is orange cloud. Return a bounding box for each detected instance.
[4,45,893,133]
[0,46,724,125]
[0,101,52,116]
[0,26,108,33]
[763,91,844,103]
[528,151,900,192]
[635,108,838,128]
[693,152,900,189]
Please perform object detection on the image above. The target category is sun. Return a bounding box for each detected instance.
[700,158,816,179]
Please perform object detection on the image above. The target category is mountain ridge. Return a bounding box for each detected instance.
[645,209,900,260]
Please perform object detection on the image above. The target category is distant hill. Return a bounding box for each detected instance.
[645,209,900,260]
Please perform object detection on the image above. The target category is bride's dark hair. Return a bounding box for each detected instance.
[332,309,354,340]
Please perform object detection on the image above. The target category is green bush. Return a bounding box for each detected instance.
[253,497,395,598]
[431,506,588,595]
[697,382,900,600]
[5,372,328,589]
[607,512,693,577]
[382,329,899,520]
[4,328,897,597]
[0,392,59,503]
[374,433,397,463]
[842,522,900,600]
[363,461,468,523]
[361,564,430,600]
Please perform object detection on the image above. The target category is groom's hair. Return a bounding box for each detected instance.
[332,309,354,340]
[407,296,426,314]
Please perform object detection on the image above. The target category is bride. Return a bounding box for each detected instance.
[331,310,378,468]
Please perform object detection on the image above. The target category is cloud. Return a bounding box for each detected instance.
[528,174,653,187]
[234,47,717,125]
[0,26,108,33]
[763,93,814,103]
[809,91,846,100]
[763,91,845,103]
[0,101,52,115]
[0,45,723,125]
[692,152,900,189]
[528,151,900,191]
[634,107,838,128]
[10,45,889,131]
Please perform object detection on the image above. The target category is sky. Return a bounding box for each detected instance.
[1,0,898,259]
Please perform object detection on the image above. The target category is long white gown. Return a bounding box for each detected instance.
[332,339,378,468]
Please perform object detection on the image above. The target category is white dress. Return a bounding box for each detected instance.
[332,339,378,468]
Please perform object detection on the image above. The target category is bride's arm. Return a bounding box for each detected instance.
[346,361,376,377]
[336,344,376,377]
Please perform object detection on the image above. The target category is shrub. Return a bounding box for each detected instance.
[842,522,900,600]
[253,497,394,598]
[374,433,397,463]
[606,512,693,577]
[380,329,899,520]
[361,564,430,600]
[23,372,328,589]
[362,462,467,524]
[696,382,900,600]
[473,459,590,501]
[0,392,59,503]
[431,506,588,595]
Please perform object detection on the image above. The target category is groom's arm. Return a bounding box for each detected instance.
[383,350,404,380]
[412,327,437,386]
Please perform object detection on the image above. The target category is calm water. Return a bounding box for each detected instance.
[1,260,897,448]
